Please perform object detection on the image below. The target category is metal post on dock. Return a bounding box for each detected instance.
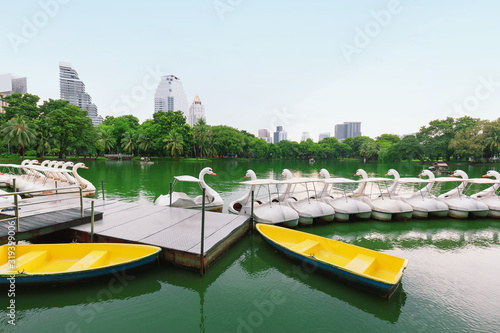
[13,179,19,232]
[200,188,206,276]
[80,187,83,217]
[101,179,105,201]
[90,201,95,243]
[55,180,58,194]
[250,190,255,229]
[169,182,173,207]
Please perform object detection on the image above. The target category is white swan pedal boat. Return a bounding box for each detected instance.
[228,170,299,227]
[435,170,489,219]
[278,169,335,225]
[469,170,500,218]
[155,167,223,212]
[385,169,449,219]
[317,169,371,221]
[353,169,413,221]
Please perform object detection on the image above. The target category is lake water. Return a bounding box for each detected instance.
[2,159,500,332]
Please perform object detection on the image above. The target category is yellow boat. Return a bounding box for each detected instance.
[0,243,161,285]
[256,224,408,298]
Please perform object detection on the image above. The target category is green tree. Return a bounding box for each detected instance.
[163,130,184,158]
[97,127,116,154]
[1,93,41,121]
[137,133,154,156]
[46,103,94,158]
[121,131,137,154]
[1,117,38,158]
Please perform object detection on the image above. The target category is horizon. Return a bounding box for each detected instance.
[2,1,500,141]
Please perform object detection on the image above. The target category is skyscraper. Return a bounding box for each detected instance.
[188,95,205,127]
[154,75,189,117]
[0,73,27,113]
[273,126,287,143]
[301,132,310,141]
[59,62,103,126]
[318,132,331,141]
[335,122,361,141]
[258,129,272,143]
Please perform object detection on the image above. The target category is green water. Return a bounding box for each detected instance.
[2,159,500,332]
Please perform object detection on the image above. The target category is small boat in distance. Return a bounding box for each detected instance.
[0,243,161,285]
[256,224,408,298]
[155,167,224,212]
[428,161,452,175]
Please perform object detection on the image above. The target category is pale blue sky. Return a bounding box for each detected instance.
[2,0,500,141]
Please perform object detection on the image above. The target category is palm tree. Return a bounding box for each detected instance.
[137,133,153,157]
[163,130,184,158]
[485,125,500,152]
[97,128,116,154]
[1,117,38,158]
[121,131,137,155]
[193,118,209,158]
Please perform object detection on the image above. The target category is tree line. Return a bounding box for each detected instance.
[1,93,500,162]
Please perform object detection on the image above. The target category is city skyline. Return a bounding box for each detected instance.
[3,1,500,141]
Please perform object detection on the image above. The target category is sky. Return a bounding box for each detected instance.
[2,0,500,142]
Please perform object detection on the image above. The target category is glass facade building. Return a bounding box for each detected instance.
[59,62,103,126]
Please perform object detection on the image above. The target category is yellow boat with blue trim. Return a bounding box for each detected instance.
[256,224,408,298]
[0,243,161,285]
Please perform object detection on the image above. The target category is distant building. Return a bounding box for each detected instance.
[258,129,272,143]
[400,133,417,139]
[0,73,27,113]
[301,132,310,142]
[318,132,331,141]
[59,62,103,126]
[188,94,206,127]
[154,75,189,118]
[273,126,287,143]
[335,122,361,141]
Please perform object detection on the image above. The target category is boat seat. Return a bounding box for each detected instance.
[2,251,48,272]
[65,250,109,272]
[291,240,321,255]
[344,253,376,274]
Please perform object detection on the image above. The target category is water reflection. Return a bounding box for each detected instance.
[240,233,407,323]
[297,219,500,252]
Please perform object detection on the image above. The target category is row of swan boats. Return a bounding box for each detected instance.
[0,159,96,204]
[154,166,500,225]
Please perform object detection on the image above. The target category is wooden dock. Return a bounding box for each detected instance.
[0,195,102,244]
[63,200,251,272]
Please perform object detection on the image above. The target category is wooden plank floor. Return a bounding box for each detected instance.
[69,200,250,270]
[0,207,102,243]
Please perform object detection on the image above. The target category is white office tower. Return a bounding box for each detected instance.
[188,95,206,127]
[59,62,103,126]
[154,75,189,117]
[301,132,310,141]
[258,129,272,143]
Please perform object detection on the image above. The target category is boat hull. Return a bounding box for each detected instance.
[256,224,407,298]
[0,243,161,285]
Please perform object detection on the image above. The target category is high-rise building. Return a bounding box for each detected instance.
[154,75,189,118]
[188,95,206,127]
[0,73,27,113]
[59,62,103,126]
[258,129,272,143]
[335,122,361,141]
[319,132,331,141]
[273,126,287,143]
[301,132,310,142]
